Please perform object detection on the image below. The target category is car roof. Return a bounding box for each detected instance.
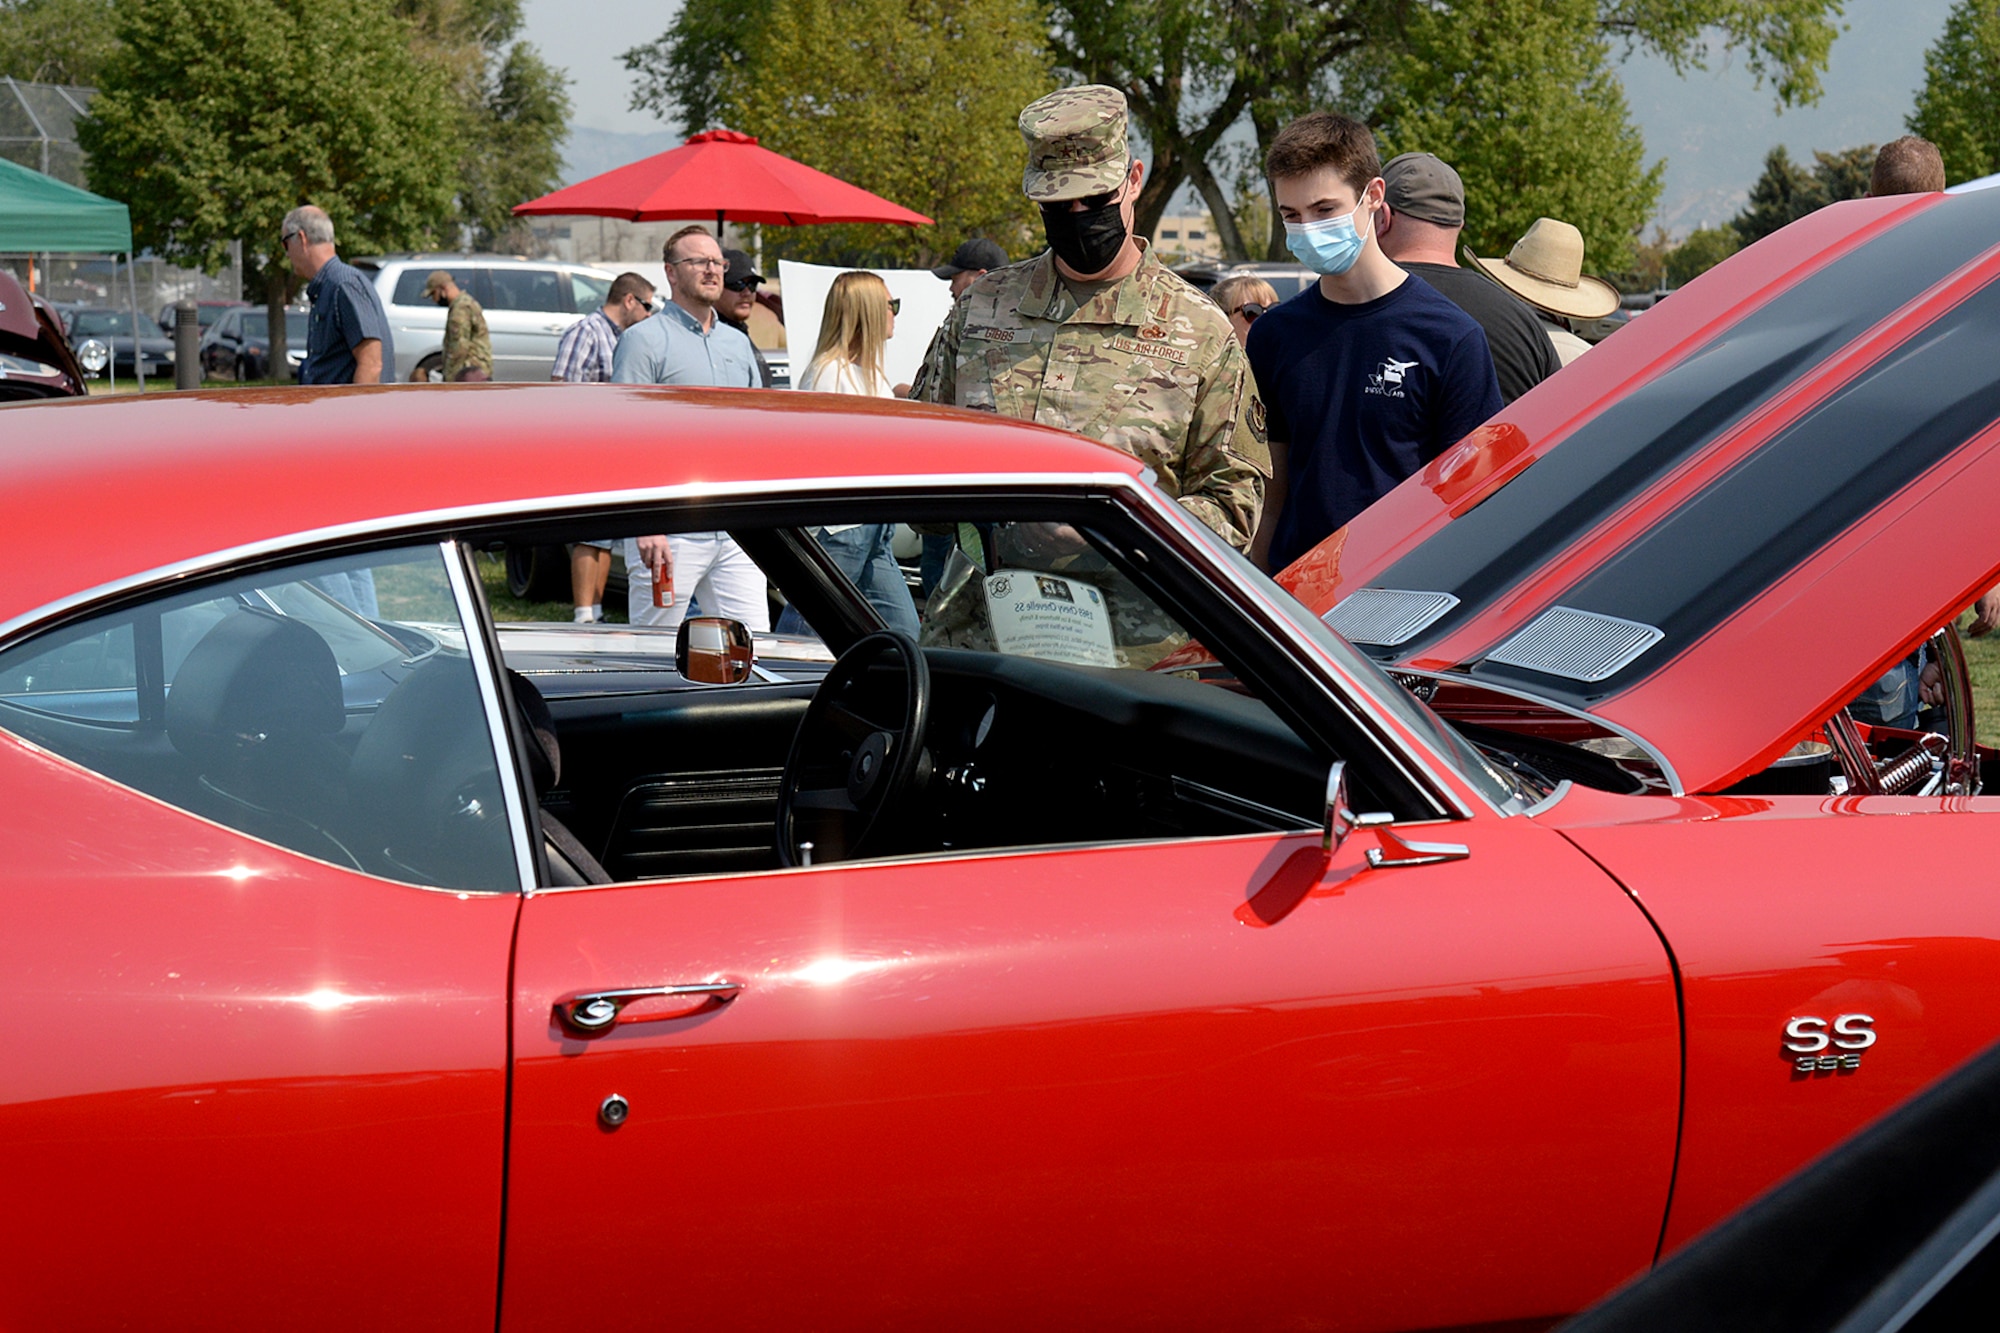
[354,254,609,270]
[1289,186,2000,792]
[0,386,1144,628]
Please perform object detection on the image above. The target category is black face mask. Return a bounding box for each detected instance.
[1041,197,1129,275]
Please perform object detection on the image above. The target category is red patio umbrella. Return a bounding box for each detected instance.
[512,129,933,230]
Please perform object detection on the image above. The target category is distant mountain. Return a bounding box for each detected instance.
[1622,0,1952,235]
[558,125,683,185]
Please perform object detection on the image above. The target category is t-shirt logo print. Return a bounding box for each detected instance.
[1366,357,1419,399]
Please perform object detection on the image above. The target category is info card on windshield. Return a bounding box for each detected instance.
[983,571,1115,667]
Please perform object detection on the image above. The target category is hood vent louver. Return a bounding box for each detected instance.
[1484,607,1665,683]
[1324,589,1460,646]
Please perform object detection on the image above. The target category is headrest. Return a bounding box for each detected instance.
[507,670,560,794]
[166,609,344,766]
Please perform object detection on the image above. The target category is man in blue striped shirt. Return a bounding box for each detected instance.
[552,271,654,621]
[610,226,769,632]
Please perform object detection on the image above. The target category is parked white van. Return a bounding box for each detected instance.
[351,255,620,382]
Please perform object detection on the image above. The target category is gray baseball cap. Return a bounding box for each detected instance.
[1383,152,1465,228]
[932,237,1010,279]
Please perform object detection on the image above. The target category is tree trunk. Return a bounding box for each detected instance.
[1185,153,1250,262]
[265,268,291,382]
[1132,143,1183,248]
[1251,104,1289,261]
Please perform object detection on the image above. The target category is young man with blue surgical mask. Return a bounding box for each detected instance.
[1244,112,1502,572]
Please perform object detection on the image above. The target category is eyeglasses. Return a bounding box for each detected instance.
[1235,302,1267,322]
[280,229,301,247]
[1040,186,1121,218]
[723,276,762,292]
[671,257,726,272]
[887,297,902,316]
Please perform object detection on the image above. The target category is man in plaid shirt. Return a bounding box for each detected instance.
[554,271,656,620]
[553,271,655,384]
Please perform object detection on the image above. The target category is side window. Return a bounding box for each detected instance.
[392,267,479,307]
[0,546,517,893]
[571,273,610,310]
[486,268,569,313]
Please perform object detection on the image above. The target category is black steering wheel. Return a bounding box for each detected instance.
[776,631,932,866]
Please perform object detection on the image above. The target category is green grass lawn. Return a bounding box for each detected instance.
[1963,620,2000,747]
[473,551,629,625]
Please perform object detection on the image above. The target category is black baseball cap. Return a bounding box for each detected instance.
[722,249,764,290]
[932,237,1009,279]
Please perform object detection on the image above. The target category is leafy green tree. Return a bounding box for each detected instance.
[1731,143,1873,244]
[1664,225,1740,286]
[0,0,120,84]
[79,0,461,371]
[1342,0,1661,274]
[397,0,571,249]
[641,0,1050,269]
[1047,0,1847,260]
[622,0,775,137]
[1908,0,2000,184]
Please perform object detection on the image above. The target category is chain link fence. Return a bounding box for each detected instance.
[2,78,243,313]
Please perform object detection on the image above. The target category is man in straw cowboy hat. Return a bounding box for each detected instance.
[912,85,1269,550]
[1465,217,1621,366]
[1244,111,1501,573]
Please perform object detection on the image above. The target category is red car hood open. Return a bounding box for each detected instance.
[1282,188,2000,793]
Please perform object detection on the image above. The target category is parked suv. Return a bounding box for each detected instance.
[350,255,620,382]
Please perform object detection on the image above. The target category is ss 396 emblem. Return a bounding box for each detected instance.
[1784,1014,1876,1073]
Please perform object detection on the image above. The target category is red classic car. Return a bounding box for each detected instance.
[0,184,1996,1332]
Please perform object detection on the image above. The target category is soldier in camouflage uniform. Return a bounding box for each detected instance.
[910,85,1269,549]
[424,270,493,382]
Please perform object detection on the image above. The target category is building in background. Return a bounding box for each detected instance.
[1150,212,1222,264]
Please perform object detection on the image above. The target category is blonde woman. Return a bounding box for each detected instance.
[786,270,921,635]
[799,270,900,396]
[1209,274,1280,348]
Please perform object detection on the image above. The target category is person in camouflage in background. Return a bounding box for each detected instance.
[911,85,1269,548]
[424,270,493,382]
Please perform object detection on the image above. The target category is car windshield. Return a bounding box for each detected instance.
[1171,506,1523,810]
[242,312,309,340]
[69,311,150,338]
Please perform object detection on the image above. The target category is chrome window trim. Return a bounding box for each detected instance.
[0,472,1140,650]
[441,539,538,895]
[1112,484,1483,820]
[0,467,1485,821]
[1388,666,1687,797]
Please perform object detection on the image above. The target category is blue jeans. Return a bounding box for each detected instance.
[1850,656,1921,731]
[312,568,378,619]
[777,524,919,638]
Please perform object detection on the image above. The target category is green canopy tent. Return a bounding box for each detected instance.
[0,155,149,391]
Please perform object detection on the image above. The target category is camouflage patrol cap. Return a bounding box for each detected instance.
[1019,85,1131,202]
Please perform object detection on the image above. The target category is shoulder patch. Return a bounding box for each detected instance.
[1249,395,1268,444]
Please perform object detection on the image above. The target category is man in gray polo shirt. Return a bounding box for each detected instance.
[611,225,768,632]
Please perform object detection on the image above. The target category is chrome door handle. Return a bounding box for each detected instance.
[557,981,741,1037]
[1365,825,1471,869]
[544,322,568,332]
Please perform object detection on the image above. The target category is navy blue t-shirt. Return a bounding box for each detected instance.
[301,254,394,385]
[1247,274,1502,569]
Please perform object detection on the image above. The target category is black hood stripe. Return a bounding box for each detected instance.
[1366,189,2000,673]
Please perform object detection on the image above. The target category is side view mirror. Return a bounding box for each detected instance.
[676,616,755,685]
[1323,760,1392,853]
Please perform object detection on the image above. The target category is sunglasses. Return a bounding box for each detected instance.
[1040,186,1121,218]
[888,297,902,316]
[723,276,763,292]
[280,229,301,247]
[1235,302,1267,322]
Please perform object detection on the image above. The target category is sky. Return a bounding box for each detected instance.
[522,0,1957,233]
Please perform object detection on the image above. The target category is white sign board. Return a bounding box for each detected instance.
[983,571,1116,667]
[777,260,955,392]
